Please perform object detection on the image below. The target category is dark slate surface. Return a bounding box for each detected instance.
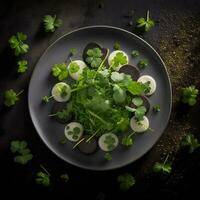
[0,0,200,199]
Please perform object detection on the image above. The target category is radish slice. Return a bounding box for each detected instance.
[68,60,86,80]
[108,50,129,71]
[130,116,149,133]
[64,122,83,142]
[137,75,156,95]
[51,82,71,102]
[98,133,119,152]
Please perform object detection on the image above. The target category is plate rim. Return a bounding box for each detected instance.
[28,25,172,171]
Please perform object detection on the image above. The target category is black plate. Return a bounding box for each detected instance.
[28,26,172,170]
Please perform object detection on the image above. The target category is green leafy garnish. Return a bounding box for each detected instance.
[86,48,103,68]
[43,15,62,32]
[126,81,147,95]
[113,41,120,50]
[51,63,68,80]
[36,165,50,187]
[153,104,160,112]
[131,50,139,58]
[104,152,112,161]
[9,32,29,56]
[60,174,69,182]
[17,60,28,73]
[135,106,146,121]
[111,72,124,82]
[181,134,200,153]
[132,97,143,107]
[4,89,24,107]
[138,58,149,69]
[68,62,80,73]
[181,85,199,106]
[113,84,126,104]
[137,10,154,32]
[153,154,172,174]
[121,133,134,146]
[117,173,136,192]
[69,48,77,57]
[10,140,33,164]
[111,52,128,69]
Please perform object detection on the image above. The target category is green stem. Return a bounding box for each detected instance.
[148,127,154,132]
[40,164,51,176]
[86,129,100,143]
[71,86,88,93]
[17,89,24,96]
[87,110,108,125]
[163,154,169,165]
[146,10,150,21]
[48,113,57,117]
[73,137,85,149]
[128,132,135,138]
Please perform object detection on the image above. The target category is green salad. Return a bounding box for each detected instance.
[43,42,157,158]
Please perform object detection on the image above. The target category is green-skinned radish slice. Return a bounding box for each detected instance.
[51,82,71,102]
[108,50,129,71]
[98,133,119,152]
[118,64,140,80]
[130,116,149,133]
[78,135,97,154]
[68,60,86,80]
[64,122,83,142]
[137,75,156,95]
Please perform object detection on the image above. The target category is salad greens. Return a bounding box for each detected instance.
[10,140,33,164]
[43,15,62,32]
[9,32,29,56]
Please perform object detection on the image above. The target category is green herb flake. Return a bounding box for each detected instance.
[69,48,77,57]
[104,152,112,161]
[51,63,68,80]
[60,173,69,182]
[153,104,160,112]
[4,89,24,107]
[117,173,136,192]
[43,15,62,32]
[17,60,28,73]
[137,58,149,69]
[181,134,200,153]
[113,41,120,50]
[69,62,80,73]
[131,50,139,58]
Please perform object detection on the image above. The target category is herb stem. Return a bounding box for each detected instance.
[147,10,149,21]
[87,110,108,125]
[40,164,51,176]
[17,89,24,96]
[48,113,57,117]
[72,137,85,149]
[86,129,100,143]
[163,154,169,165]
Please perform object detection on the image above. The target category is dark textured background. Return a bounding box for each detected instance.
[0,0,200,199]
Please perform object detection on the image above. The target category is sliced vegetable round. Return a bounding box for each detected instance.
[50,102,73,123]
[98,133,119,152]
[118,64,140,80]
[64,122,83,142]
[78,135,97,154]
[108,50,129,71]
[137,75,156,95]
[51,82,71,102]
[130,116,149,133]
[68,60,86,80]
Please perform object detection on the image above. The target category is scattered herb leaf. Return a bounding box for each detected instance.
[117,173,136,192]
[4,89,23,107]
[113,41,120,50]
[86,48,103,68]
[17,60,28,73]
[43,15,62,32]
[131,50,139,58]
[60,174,69,182]
[138,58,149,69]
[51,63,68,80]
[181,134,200,153]
[153,104,161,112]
[104,152,112,161]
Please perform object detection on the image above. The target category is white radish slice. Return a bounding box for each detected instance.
[64,122,84,142]
[51,82,71,102]
[98,133,119,152]
[68,60,86,80]
[108,50,129,71]
[137,75,156,95]
[130,116,149,133]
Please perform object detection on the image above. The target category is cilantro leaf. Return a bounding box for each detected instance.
[181,85,199,106]
[4,89,23,107]
[126,81,146,95]
[17,60,28,73]
[43,15,62,32]
[9,32,29,56]
[69,48,77,57]
[36,172,50,186]
[117,173,136,192]
[138,58,149,69]
[111,52,128,69]
[153,104,160,112]
[86,48,103,68]
[136,10,154,32]
[131,50,139,58]
[111,72,124,82]
[132,97,143,107]
[51,63,68,80]
[104,152,112,161]
[60,174,69,182]
[10,140,33,164]
[68,62,80,73]
[113,41,120,50]
[121,134,134,146]
[135,106,146,121]
[153,155,172,174]
[113,84,126,104]
[181,134,200,153]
